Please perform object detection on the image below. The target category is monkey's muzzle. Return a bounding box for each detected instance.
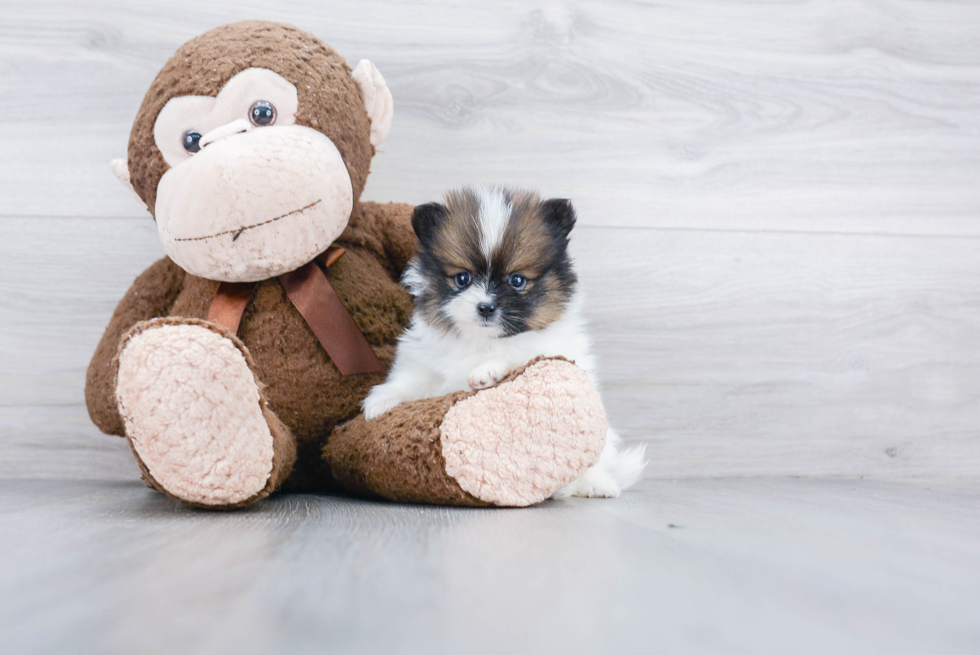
[155,125,354,283]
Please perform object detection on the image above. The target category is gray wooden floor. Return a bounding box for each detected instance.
[1,478,979,654]
[2,1,979,653]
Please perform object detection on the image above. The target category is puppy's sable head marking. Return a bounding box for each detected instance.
[405,185,578,337]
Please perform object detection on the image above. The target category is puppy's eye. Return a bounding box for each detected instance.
[249,100,277,127]
[508,273,527,290]
[182,130,202,154]
[454,271,472,288]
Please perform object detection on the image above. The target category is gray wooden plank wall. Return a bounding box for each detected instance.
[1,0,979,481]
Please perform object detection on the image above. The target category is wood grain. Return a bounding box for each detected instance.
[2,0,979,478]
[3,2,980,652]
[2,217,978,480]
[1,478,978,654]
[1,0,980,234]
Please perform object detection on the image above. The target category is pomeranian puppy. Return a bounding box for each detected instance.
[362,185,645,497]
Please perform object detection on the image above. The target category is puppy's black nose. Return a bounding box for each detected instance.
[477,302,496,318]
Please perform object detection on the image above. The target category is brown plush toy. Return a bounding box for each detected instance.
[86,21,607,509]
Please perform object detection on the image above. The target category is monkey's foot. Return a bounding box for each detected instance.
[326,357,607,507]
[116,318,295,508]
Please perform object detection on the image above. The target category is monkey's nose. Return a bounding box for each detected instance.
[199,119,252,148]
[477,302,496,318]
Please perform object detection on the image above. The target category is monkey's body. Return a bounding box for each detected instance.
[86,202,418,496]
[85,21,610,509]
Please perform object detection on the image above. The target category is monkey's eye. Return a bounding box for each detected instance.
[249,100,277,127]
[454,271,472,288]
[182,130,202,154]
[508,273,527,290]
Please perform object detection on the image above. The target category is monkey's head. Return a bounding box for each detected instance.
[115,21,393,282]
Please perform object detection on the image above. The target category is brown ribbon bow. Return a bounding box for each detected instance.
[206,247,386,375]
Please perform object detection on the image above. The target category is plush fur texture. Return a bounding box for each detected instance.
[351,60,394,147]
[324,389,488,506]
[156,125,355,282]
[87,202,417,491]
[117,319,286,507]
[153,68,301,168]
[148,64,361,282]
[88,22,622,508]
[440,358,606,506]
[326,357,605,506]
[127,21,374,214]
[364,185,646,498]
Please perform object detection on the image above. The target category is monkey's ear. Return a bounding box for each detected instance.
[110,158,148,210]
[352,60,394,147]
[541,198,577,238]
[411,202,447,245]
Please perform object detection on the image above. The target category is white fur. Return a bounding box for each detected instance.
[476,185,512,259]
[442,281,502,337]
[400,259,427,296]
[363,284,647,499]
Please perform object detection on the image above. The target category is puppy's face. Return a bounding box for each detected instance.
[405,186,578,338]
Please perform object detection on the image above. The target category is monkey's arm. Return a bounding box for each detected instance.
[85,256,186,436]
[357,201,418,279]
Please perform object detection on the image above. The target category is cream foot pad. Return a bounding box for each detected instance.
[116,320,275,506]
[440,358,607,507]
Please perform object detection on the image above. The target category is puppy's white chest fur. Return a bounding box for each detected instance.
[400,292,595,396]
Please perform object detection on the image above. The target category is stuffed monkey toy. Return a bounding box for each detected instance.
[86,21,607,509]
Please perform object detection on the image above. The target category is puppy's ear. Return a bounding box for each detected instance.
[541,198,576,238]
[411,202,447,245]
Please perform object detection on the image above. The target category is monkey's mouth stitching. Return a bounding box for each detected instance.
[173,199,323,242]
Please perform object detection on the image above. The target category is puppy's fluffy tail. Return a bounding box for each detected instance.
[551,429,647,498]
[612,442,647,492]
[604,427,647,492]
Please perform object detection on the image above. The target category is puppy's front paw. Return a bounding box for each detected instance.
[553,468,621,499]
[362,384,406,420]
[467,360,510,390]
